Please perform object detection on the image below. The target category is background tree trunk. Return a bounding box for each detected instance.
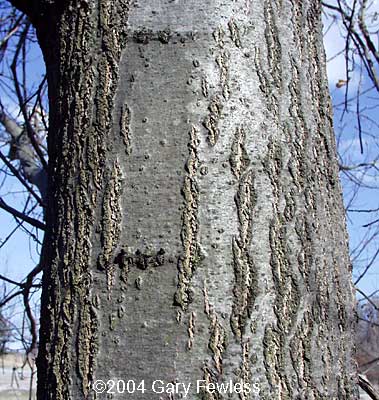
[12,0,359,398]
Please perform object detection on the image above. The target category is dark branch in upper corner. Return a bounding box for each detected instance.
[6,0,40,23]
[322,2,341,12]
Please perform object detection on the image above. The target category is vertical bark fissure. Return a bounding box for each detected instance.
[22,0,359,398]
[37,1,131,398]
[96,160,123,290]
[119,103,132,155]
[229,126,257,338]
[263,140,301,399]
[258,0,358,398]
[202,285,227,399]
[37,3,100,397]
[306,3,357,396]
[286,57,321,397]
[174,125,200,310]
[202,25,231,146]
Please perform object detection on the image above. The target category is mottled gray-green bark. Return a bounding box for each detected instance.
[11,0,358,399]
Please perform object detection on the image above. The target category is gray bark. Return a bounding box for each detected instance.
[9,0,359,399]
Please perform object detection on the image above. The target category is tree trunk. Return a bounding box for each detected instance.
[13,0,358,398]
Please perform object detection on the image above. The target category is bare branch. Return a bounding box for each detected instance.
[356,287,379,312]
[0,108,47,200]
[10,21,48,171]
[339,161,379,171]
[0,289,24,308]
[361,357,379,370]
[358,316,379,327]
[0,149,44,206]
[359,374,379,400]
[22,263,42,354]
[0,196,45,230]
[348,207,379,213]
[0,273,23,287]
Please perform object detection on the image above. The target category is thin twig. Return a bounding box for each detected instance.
[0,197,45,230]
[0,149,44,207]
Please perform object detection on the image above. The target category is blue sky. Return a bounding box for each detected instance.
[323,2,379,296]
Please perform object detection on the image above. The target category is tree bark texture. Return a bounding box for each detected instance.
[17,0,359,398]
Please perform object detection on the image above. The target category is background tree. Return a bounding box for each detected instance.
[0,3,45,363]
[0,0,361,399]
